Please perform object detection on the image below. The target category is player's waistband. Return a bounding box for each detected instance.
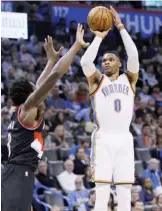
[7,161,36,172]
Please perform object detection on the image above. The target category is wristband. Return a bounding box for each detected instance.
[117,23,124,31]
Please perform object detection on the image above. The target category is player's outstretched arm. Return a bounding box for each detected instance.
[80,29,110,95]
[22,24,88,112]
[110,6,139,88]
[36,35,63,88]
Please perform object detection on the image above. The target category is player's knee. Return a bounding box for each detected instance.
[95,183,110,197]
[116,184,132,199]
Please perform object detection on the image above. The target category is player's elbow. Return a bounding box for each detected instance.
[80,55,91,67]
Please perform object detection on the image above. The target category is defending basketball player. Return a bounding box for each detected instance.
[80,6,139,211]
[2,24,89,211]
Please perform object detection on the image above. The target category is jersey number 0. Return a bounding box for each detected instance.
[114,99,121,112]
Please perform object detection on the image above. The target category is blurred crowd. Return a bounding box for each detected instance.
[1,4,162,211]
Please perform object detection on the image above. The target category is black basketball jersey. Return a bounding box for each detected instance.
[7,104,45,171]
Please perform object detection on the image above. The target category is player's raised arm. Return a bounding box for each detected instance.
[80,29,110,95]
[36,36,63,88]
[23,24,88,110]
[110,6,139,88]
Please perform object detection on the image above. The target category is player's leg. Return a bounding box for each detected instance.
[2,164,34,211]
[18,165,35,211]
[2,164,22,211]
[91,131,112,211]
[113,133,134,211]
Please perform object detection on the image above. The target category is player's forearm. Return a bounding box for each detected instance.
[119,26,139,73]
[52,41,82,78]
[24,42,82,108]
[80,36,102,77]
[36,60,55,88]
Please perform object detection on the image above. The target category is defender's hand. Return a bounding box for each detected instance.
[44,35,64,62]
[110,6,122,27]
[76,24,90,48]
[90,28,111,39]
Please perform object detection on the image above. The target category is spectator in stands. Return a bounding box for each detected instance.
[147,98,156,113]
[57,159,77,194]
[43,126,56,150]
[151,86,162,107]
[108,193,117,211]
[131,187,140,204]
[85,190,96,211]
[156,126,162,148]
[157,194,162,209]
[44,108,55,132]
[65,91,81,112]
[73,148,89,175]
[25,64,37,84]
[68,176,89,210]
[52,125,69,149]
[5,68,15,87]
[139,86,151,103]
[1,110,10,137]
[140,178,155,205]
[1,98,14,119]
[69,139,90,160]
[135,101,151,118]
[132,201,144,211]
[131,113,143,136]
[35,161,62,193]
[27,35,42,56]
[51,205,61,211]
[145,65,158,87]
[2,55,13,75]
[83,166,95,189]
[20,44,36,67]
[141,159,162,195]
[46,86,68,111]
[136,124,154,148]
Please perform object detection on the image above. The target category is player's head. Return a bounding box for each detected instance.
[101,51,121,77]
[9,77,34,106]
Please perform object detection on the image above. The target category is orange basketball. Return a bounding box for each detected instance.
[87,6,113,32]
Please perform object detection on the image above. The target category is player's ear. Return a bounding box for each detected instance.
[118,61,122,68]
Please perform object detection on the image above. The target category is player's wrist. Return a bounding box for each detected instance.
[116,23,125,31]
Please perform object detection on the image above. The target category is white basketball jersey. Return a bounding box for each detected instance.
[91,73,134,133]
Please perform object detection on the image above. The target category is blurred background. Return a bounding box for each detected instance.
[1,1,162,211]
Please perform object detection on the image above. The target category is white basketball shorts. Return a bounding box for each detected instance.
[90,129,135,184]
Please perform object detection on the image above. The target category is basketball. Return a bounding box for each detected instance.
[87,6,113,32]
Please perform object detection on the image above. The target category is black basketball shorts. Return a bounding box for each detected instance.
[2,164,34,211]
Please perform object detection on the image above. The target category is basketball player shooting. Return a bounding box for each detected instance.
[2,24,89,211]
[80,6,139,211]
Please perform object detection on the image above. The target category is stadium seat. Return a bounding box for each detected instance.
[144,205,156,211]
[42,149,58,162]
[44,190,64,207]
[59,148,69,161]
[48,161,64,176]
[135,148,151,162]
[135,161,144,178]
[65,137,75,147]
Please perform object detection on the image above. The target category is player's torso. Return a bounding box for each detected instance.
[91,73,134,133]
[7,105,45,171]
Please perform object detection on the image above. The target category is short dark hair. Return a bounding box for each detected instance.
[89,190,95,197]
[142,124,150,129]
[103,51,121,61]
[9,77,34,106]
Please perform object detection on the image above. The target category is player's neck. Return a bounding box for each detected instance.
[109,73,119,82]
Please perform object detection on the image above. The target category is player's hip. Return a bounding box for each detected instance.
[91,128,133,149]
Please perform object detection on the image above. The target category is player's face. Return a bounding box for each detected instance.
[101,53,121,76]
